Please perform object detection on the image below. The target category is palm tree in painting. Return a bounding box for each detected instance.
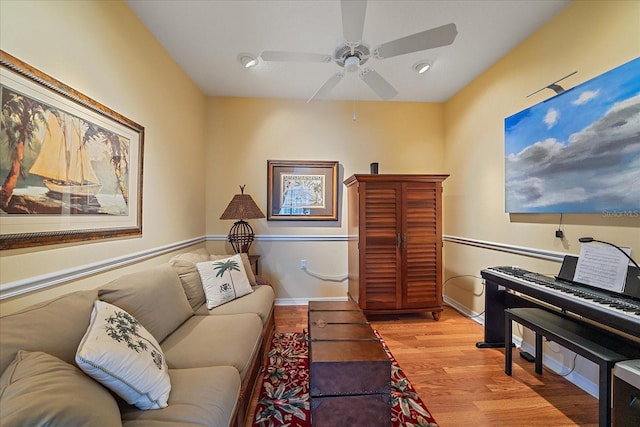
[84,123,130,205]
[0,91,48,209]
[1,87,131,211]
[213,258,241,298]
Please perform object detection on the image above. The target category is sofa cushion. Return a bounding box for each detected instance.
[168,249,210,311]
[0,289,97,374]
[195,284,275,326]
[99,264,193,343]
[120,366,240,427]
[196,254,253,309]
[76,301,171,410]
[160,313,262,380]
[0,350,122,427]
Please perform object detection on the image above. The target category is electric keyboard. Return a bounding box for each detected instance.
[483,265,640,339]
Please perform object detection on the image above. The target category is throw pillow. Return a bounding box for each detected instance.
[76,300,171,410]
[0,350,122,427]
[211,252,257,286]
[196,254,254,309]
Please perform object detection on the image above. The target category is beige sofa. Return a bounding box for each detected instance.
[0,249,275,427]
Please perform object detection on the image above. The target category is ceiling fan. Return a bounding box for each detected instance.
[259,0,458,102]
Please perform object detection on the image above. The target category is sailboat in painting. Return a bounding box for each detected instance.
[30,112,102,197]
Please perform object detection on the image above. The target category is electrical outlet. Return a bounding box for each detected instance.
[300,259,307,269]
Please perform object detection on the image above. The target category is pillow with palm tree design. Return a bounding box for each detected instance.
[76,300,171,410]
[196,254,253,309]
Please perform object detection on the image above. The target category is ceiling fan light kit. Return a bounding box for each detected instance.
[344,56,361,73]
[256,0,458,101]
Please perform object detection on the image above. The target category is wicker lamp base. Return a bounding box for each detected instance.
[227,219,255,253]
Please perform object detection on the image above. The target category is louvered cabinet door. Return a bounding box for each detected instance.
[360,182,402,310]
[402,182,441,311]
[344,174,448,317]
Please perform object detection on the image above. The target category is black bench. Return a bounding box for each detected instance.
[504,307,640,427]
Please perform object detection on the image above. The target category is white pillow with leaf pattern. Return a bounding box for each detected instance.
[196,254,253,309]
[76,300,171,410]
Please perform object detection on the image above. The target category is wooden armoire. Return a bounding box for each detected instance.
[344,174,448,320]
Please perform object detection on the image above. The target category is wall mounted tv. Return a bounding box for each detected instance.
[504,57,639,214]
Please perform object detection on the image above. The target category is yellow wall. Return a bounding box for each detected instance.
[204,97,444,300]
[0,0,206,313]
[442,0,640,391]
[442,0,640,313]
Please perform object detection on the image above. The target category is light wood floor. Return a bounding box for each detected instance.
[246,305,598,426]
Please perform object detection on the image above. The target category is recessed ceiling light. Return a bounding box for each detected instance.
[413,61,431,74]
[238,53,258,69]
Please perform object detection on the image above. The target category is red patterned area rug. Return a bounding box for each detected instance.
[252,331,439,427]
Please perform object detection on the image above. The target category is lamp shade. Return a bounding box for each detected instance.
[219,185,265,220]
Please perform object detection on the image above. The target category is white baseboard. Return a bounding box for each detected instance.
[519,342,598,398]
[443,295,484,325]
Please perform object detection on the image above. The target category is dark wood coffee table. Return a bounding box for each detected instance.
[308,303,391,427]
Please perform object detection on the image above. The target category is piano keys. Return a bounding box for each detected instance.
[478,256,640,347]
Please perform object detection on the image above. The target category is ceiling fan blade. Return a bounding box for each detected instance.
[360,68,398,100]
[374,23,458,59]
[307,72,345,103]
[260,51,332,63]
[341,0,367,43]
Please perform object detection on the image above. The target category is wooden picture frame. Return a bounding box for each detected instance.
[267,160,338,221]
[0,51,144,250]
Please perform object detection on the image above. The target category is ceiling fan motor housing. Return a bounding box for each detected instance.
[334,43,370,71]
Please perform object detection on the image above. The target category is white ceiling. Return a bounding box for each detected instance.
[126,0,571,103]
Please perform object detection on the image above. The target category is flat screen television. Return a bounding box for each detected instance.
[504,57,640,214]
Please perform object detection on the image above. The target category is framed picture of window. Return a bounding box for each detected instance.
[267,160,338,221]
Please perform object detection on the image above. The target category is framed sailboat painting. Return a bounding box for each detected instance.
[0,51,144,250]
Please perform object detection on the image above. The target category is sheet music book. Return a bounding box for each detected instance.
[574,243,631,293]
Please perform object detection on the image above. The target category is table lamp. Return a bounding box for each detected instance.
[220,185,265,253]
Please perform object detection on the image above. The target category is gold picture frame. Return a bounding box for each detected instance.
[267,160,338,221]
[0,51,144,250]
